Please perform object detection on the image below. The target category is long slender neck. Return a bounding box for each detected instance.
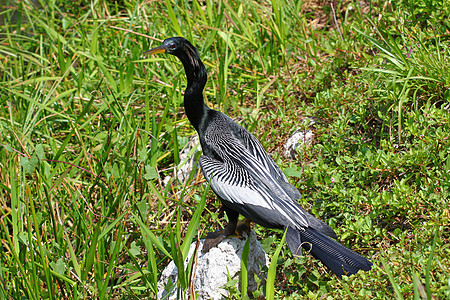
[176,48,209,132]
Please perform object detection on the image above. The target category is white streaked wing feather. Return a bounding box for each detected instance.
[200,155,308,228]
[236,125,288,182]
[212,178,273,210]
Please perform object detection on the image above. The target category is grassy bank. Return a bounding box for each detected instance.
[0,0,449,298]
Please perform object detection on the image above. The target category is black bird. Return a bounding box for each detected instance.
[145,37,372,278]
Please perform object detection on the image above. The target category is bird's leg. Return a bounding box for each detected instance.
[202,208,239,253]
[235,218,251,239]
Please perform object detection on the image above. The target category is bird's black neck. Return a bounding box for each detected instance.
[177,47,209,132]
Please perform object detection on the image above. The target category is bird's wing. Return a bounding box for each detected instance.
[199,155,309,229]
[204,112,288,184]
[200,113,310,228]
[234,123,289,183]
[204,111,288,184]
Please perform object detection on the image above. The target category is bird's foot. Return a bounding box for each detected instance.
[201,219,252,253]
[235,219,251,239]
[202,229,229,253]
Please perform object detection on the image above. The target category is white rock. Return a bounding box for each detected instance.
[176,135,200,183]
[158,231,269,300]
[284,129,314,159]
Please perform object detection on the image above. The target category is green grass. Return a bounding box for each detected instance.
[1,0,449,298]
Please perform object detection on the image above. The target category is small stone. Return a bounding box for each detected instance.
[284,129,314,159]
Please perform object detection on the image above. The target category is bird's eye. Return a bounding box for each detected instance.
[169,43,176,49]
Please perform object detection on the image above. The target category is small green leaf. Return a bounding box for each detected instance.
[164,123,174,133]
[137,199,149,220]
[112,163,120,179]
[283,167,302,178]
[343,156,353,163]
[35,144,45,160]
[129,241,141,257]
[50,258,66,275]
[144,165,159,180]
[21,156,38,174]
[138,147,147,163]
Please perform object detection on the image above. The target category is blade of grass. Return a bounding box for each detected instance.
[380,255,404,300]
[8,161,20,255]
[425,224,439,300]
[412,272,422,300]
[0,219,38,300]
[99,222,125,300]
[164,0,182,36]
[240,235,251,300]
[64,235,82,281]
[266,228,287,300]
[181,186,207,258]
[133,212,172,258]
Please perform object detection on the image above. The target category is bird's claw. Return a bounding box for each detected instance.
[202,229,229,253]
[201,219,252,252]
[235,219,251,239]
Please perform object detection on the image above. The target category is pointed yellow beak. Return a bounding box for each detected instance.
[144,45,167,55]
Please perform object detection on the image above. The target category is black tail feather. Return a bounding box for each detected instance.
[286,227,372,278]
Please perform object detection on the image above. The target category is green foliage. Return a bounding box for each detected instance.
[266,228,287,300]
[0,0,449,299]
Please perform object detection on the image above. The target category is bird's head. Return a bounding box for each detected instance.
[145,37,183,55]
[145,37,198,62]
[145,36,206,91]
[145,37,203,79]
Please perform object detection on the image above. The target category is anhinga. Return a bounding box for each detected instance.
[145,37,372,278]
